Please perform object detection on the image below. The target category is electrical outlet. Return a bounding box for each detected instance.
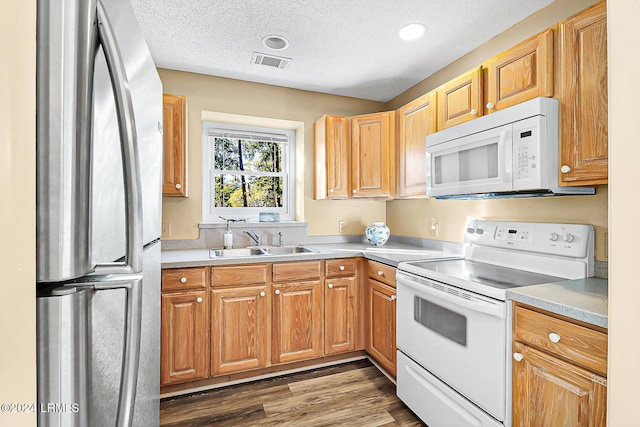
[161,223,171,237]
[339,221,345,233]
[430,218,438,237]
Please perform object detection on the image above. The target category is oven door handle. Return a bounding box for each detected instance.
[397,274,506,319]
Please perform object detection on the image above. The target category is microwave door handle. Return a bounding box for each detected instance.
[501,129,513,176]
[92,0,143,277]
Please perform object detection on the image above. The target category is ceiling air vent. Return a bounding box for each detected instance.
[251,52,290,69]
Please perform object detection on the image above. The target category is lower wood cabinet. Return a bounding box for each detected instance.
[324,276,357,355]
[272,280,324,364]
[210,285,269,376]
[365,271,397,377]
[160,289,208,385]
[512,304,607,426]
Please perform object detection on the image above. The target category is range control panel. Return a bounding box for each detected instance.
[464,220,594,258]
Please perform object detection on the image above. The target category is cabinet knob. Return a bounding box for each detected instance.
[377,270,384,276]
[548,332,561,343]
[390,295,397,301]
[275,289,281,295]
[196,297,203,303]
[470,108,478,115]
[339,265,345,271]
[328,283,334,289]
[175,183,181,189]
[352,189,357,194]
[486,102,494,109]
[513,352,524,362]
[329,189,334,193]
[560,165,571,174]
[259,291,266,297]
[180,277,187,283]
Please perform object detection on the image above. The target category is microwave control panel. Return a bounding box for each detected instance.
[512,116,544,189]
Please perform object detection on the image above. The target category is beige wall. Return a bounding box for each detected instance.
[160,70,387,239]
[0,0,36,426]
[384,0,608,262]
[607,0,640,424]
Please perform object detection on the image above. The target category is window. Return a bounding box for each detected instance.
[202,122,295,222]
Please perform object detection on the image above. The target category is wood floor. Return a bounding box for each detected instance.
[160,359,425,426]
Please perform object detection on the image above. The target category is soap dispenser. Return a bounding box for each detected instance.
[223,220,233,249]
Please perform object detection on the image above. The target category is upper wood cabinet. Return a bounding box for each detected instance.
[162,93,187,197]
[437,66,483,129]
[314,115,350,199]
[486,29,554,113]
[558,1,608,186]
[396,91,437,198]
[512,304,607,426]
[351,111,395,199]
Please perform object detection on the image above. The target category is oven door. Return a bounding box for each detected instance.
[426,123,513,197]
[396,271,507,422]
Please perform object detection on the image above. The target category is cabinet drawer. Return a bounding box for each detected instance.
[326,258,357,278]
[162,267,207,291]
[514,306,607,376]
[272,261,322,282]
[367,260,396,288]
[211,264,268,287]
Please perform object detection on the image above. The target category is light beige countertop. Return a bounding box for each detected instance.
[507,277,608,329]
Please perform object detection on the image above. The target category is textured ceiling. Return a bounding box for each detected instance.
[130,0,553,102]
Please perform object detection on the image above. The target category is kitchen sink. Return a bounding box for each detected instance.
[209,245,317,258]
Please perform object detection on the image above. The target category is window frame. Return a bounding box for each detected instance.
[202,121,296,223]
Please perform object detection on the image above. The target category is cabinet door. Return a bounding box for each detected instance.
[437,66,483,129]
[211,285,269,376]
[512,342,607,427]
[486,29,554,112]
[396,91,436,198]
[314,115,350,199]
[366,279,396,377]
[161,290,208,385]
[324,277,356,355]
[272,281,323,364]
[162,93,187,196]
[351,111,395,198]
[559,1,608,185]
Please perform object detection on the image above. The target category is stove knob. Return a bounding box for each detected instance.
[475,228,484,235]
[564,233,575,243]
[467,227,475,234]
[549,232,560,242]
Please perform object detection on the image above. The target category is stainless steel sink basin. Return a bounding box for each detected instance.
[209,247,266,258]
[262,245,318,255]
[209,245,317,258]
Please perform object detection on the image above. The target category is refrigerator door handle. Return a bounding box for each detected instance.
[74,274,143,427]
[92,0,144,277]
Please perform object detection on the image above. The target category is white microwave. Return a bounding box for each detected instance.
[425,97,595,198]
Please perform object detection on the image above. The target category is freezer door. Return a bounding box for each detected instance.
[91,0,162,266]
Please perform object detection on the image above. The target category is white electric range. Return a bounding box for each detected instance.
[396,219,594,427]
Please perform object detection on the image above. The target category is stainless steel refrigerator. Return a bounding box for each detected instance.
[36,0,162,425]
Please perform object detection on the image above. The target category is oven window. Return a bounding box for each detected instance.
[414,296,467,347]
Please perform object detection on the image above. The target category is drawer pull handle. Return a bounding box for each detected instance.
[328,283,333,289]
[196,297,202,303]
[259,291,266,297]
[180,277,187,283]
[339,265,345,271]
[513,352,524,362]
[275,289,281,295]
[548,333,561,343]
[377,271,384,276]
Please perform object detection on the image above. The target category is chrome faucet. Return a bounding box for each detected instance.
[243,229,262,246]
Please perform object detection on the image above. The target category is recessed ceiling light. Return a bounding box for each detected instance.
[262,35,289,51]
[399,23,427,41]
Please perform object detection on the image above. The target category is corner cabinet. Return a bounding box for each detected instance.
[351,111,395,199]
[437,66,483,129]
[512,304,607,426]
[486,29,554,113]
[365,260,397,377]
[162,93,187,197]
[314,115,350,199]
[558,1,608,186]
[160,267,209,385]
[396,91,437,198]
